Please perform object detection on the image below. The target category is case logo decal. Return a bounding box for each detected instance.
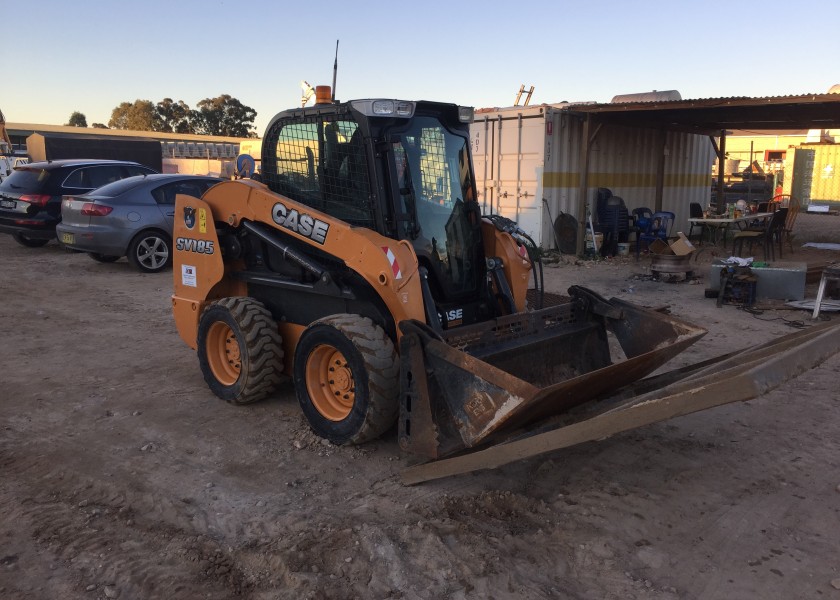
[272,202,330,245]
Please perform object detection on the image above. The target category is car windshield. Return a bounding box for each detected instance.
[83,176,148,197]
[0,168,50,192]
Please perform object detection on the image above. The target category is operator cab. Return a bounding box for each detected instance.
[261,93,493,329]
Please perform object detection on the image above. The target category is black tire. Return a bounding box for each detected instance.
[88,252,120,263]
[197,297,284,405]
[12,232,49,248]
[293,314,399,445]
[127,230,171,273]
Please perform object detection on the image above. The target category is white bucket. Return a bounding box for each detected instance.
[616,242,630,256]
[584,232,603,251]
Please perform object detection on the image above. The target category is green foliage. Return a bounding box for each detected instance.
[66,111,87,127]
[108,100,161,131]
[106,95,258,137]
[192,95,258,138]
[156,98,194,134]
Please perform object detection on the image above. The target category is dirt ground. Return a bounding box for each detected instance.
[2,214,840,600]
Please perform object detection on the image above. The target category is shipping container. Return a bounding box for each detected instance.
[470,105,716,249]
[811,145,840,203]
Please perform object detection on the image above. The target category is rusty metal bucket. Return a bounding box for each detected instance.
[398,287,707,460]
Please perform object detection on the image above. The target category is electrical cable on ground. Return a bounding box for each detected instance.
[737,305,831,328]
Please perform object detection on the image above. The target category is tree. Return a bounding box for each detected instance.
[108,100,161,131]
[156,98,194,134]
[66,111,87,127]
[192,95,257,138]
[107,95,258,137]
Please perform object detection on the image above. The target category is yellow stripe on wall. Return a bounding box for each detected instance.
[543,172,712,188]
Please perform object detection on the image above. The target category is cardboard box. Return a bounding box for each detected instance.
[670,232,696,256]
[648,239,674,255]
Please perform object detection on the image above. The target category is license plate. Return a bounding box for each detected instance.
[0,199,15,209]
[61,233,75,245]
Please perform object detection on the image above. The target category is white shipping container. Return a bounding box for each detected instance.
[470,104,716,249]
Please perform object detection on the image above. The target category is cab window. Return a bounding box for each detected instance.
[264,117,375,227]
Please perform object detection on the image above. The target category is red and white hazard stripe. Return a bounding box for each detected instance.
[381,246,402,280]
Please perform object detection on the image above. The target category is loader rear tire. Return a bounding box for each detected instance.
[294,315,399,445]
[197,297,284,405]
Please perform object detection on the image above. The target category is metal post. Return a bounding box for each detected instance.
[747,140,754,206]
[575,115,592,256]
[481,118,490,214]
[717,130,727,211]
[496,115,503,215]
[655,129,666,212]
[515,113,522,223]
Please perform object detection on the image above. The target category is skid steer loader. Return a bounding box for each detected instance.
[172,87,840,483]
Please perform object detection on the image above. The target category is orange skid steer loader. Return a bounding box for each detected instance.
[172,90,840,483]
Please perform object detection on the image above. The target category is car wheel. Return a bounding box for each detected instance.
[197,297,284,404]
[293,314,399,445]
[12,232,49,248]
[127,230,171,273]
[88,252,120,263]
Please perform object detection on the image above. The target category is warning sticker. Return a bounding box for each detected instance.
[182,264,197,287]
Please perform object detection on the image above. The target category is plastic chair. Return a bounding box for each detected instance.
[632,207,653,237]
[732,207,788,261]
[781,197,800,253]
[635,211,675,259]
[596,195,630,256]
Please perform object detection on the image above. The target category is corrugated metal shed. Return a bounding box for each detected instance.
[471,105,715,248]
[472,91,840,252]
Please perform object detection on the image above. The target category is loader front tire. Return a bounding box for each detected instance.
[197,297,284,405]
[294,315,399,445]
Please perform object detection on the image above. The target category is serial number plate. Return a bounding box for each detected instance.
[0,199,15,209]
[61,233,75,245]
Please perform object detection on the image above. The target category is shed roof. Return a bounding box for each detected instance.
[562,92,840,134]
[6,122,252,143]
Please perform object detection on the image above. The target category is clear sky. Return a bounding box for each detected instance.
[3,0,837,137]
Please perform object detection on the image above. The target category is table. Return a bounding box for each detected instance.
[688,212,774,246]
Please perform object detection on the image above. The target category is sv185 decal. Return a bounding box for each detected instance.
[272,202,330,245]
[176,237,215,254]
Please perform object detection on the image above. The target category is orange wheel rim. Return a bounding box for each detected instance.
[306,344,355,421]
[206,321,241,386]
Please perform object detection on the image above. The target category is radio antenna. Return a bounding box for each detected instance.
[331,40,339,102]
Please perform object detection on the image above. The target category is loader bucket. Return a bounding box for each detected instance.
[398,286,707,460]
